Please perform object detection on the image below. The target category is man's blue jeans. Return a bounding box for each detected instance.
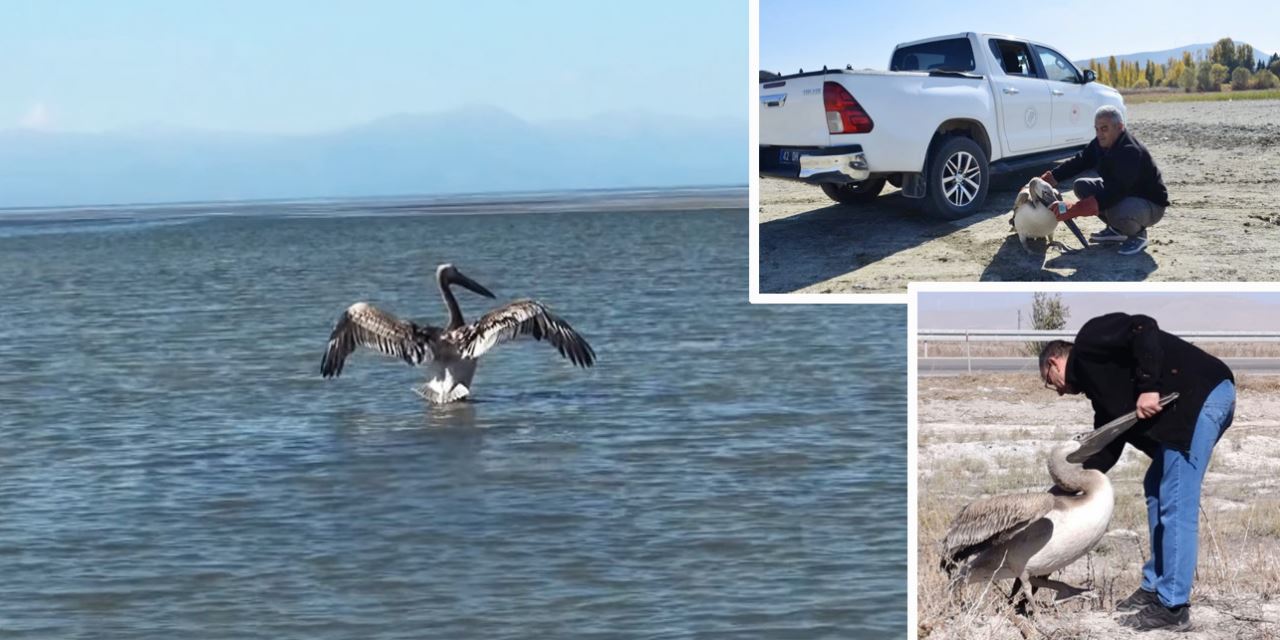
[1141,379,1235,607]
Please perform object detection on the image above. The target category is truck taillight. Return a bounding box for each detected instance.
[823,81,874,134]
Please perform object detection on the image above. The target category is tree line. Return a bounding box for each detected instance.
[1083,37,1280,92]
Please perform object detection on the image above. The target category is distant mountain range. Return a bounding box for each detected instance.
[0,106,747,208]
[1073,41,1276,68]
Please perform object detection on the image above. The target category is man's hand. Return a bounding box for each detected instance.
[1136,391,1163,419]
[1053,201,1081,222]
[1057,197,1100,221]
[1040,170,1058,187]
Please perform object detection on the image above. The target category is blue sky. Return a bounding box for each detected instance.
[761,0,1280,75]
[918,292,1280,331]
[1,0,746,133]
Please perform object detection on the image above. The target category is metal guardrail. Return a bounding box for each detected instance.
[918,329,1280,373]
[920,329,1280,342]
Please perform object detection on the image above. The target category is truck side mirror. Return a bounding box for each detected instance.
[1082,69,1096,84]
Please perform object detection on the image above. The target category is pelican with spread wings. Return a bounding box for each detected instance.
[320,263,595,403]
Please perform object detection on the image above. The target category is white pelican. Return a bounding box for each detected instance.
[321,263,595,403]
[939,394,1177,610]
[1009,176,1062,253]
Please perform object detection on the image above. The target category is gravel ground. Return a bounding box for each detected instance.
[759,99,1280,293]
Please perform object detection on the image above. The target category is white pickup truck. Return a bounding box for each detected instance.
[759,32,1124,219]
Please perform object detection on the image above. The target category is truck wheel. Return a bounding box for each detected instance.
[923,136,989,219]
[820,177,887,205]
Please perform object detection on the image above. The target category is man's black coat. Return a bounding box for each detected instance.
[1065,312,1232,471]
[1051,129,1170,210]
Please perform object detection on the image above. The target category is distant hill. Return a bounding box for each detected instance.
[1073,41,1276,68]
[0,107,747,208]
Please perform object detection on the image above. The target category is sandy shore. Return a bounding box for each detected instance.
[759,99,1280,293]
[917,373,1280,639]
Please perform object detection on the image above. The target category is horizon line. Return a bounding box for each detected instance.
[0,183,749,214]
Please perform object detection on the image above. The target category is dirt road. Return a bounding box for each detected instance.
[759,99,1280,293]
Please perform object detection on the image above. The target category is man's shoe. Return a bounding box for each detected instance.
[1090,226,1127,243]
[1118,230,1149,255]
[1115,588,1161,613]
[1118,602,1191,632]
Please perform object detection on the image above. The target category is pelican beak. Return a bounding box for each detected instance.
[451,270,496,299]
[1067,392,1179,463]
[1036,188,1057,208]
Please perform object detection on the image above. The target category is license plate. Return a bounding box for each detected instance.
[779,149,803,164]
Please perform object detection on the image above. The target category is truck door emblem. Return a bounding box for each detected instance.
[1024,106,1038,128]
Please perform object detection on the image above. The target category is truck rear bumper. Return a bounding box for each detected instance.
[759,144,871,184]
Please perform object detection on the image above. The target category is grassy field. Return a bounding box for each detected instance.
[917,373,1280,638]
[1121,88,1280,104]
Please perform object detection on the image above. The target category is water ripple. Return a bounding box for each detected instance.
[0,199,906,639]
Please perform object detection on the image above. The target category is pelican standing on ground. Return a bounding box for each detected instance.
[1009,176,1063,253]
[939,394,1178,608]
[320,263,595,403]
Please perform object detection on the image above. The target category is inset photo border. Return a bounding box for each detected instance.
[909,282,1280,638]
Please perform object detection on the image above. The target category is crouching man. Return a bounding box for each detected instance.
[1041,105,1170,256]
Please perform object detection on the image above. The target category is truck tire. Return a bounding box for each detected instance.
[923,136,989,220]
[820,177,887,205]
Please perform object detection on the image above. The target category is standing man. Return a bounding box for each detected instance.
[1039,312,1234,632]
[1041,105,1170,256]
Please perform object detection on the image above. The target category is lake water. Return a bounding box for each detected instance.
[0,189,907,639]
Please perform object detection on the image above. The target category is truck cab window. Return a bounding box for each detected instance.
[890,38,976,72]
[1034,45,1082,83]
[989,40,1038,77]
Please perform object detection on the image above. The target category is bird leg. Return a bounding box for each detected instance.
[1029,576,1097,603]
[1009,572,1040,617]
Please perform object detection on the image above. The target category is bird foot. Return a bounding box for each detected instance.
[1029,576,1096,603]
[1052,588,1098,604]
[1050,240,1082,254]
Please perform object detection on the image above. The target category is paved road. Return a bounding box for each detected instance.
[919,357,1280,376]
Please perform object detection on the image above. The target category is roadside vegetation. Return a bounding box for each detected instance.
[1085,37,1280,96]
[921,341,1280,358]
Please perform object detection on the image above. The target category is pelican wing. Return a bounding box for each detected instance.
[941,492,1055,562]
[1010,189,1032,227]
[321,302,438,378]
[457,299,596,367]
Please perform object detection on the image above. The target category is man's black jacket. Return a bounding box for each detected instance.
[1051,129,1170,210]
[1066,313,1232,471]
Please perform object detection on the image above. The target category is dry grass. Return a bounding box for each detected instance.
[918,377,1280,638]
[1121,88,1280,104]
[920,341,1280,358]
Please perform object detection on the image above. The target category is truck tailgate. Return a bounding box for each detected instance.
[759,75,830,147]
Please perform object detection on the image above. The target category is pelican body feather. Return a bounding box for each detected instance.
[320,264,594,403]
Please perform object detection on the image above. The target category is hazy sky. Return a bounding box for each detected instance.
[761,0,1280,74]
[1,0,746,134]
[918,292,1280,331]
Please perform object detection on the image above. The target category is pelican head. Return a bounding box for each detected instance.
[1027,177,1058,208]
[437,263,496,299]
